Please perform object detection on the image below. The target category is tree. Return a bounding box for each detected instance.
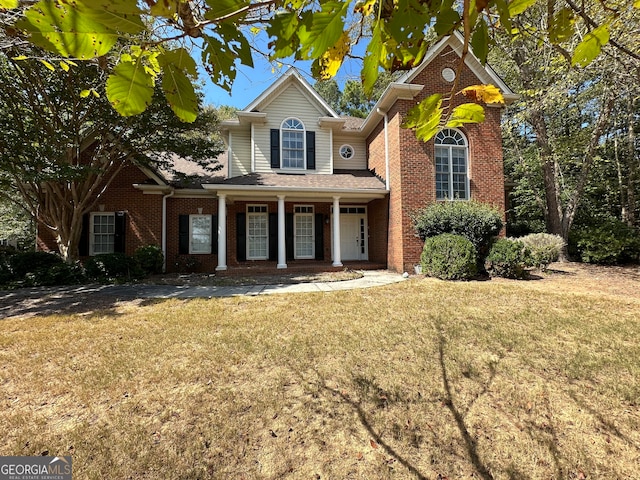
[0,194,34,249]
[0,50,223,262]
[496,1,639,256]
[4,0,635,139]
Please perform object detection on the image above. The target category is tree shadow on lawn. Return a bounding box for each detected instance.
[0,285,136,320]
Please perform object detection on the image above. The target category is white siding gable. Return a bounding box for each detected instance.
[254,83,332,174]
[333,135,367,170]
[229,130,251,177]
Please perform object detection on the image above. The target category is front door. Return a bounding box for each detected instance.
[339,210,368,261]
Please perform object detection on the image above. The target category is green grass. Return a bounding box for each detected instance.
[1,272,639,479]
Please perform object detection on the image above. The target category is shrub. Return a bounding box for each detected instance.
[421,234,478,280]
[569,221,640,264]
[24,261,86,287]
[412,201,503,254]
[484,238,530,279]
[9,251,64,278]
[518,233,565,270]
[85,253,144,282]
[134,245,164,275]
[174,255,201,273]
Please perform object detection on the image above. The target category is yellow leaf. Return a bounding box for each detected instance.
[314,31,350,79]
[80,89,91,98]
[0,0,18,8]
[461,84,504,104]
[66,60,78,67]
[635,0,640,8]
[39,59,55,71]
[250,27,261,35]
[60,61,70,72]
[354,0,377,16]
[12,55,28,61]
[92,89,100,98]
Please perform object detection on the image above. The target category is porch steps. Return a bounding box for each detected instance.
[217,261,387,276]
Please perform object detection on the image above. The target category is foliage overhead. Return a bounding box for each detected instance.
[2,0,635,140]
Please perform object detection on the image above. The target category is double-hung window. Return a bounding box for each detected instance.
[281,118,305,169]
[90,213,115,255]
[435,128,469,200]
[190,215,212,254]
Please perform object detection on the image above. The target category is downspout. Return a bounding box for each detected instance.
[161,188,175,272]
[377,108,390,190]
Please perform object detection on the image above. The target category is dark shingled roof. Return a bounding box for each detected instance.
[214,170,386,190]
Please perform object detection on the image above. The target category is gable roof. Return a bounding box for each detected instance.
[243,68,341,118]
[396,31,518,101]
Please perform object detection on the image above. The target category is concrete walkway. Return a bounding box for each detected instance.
[95,269,407,299]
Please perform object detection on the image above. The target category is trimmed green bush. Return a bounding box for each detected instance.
[134,244,164,275]
[569,220,640,265]
[518,233,565,270]
[485,238,530,279]
[9,251,64,278]
[421,234,478,280]
[412,201,503,254]
[24,261,86,287]
[85,253,144,282]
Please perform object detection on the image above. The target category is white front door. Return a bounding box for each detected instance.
[339,212,368,261]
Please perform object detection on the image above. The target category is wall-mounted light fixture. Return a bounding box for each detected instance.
[197,207,203,214]
[98,204,105,212]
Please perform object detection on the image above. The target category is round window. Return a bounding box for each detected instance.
[339,144,354,160]
[442,67,456,83]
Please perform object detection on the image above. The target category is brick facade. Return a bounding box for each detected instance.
[37,39,508,276]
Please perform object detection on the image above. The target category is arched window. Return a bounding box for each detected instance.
[281,118,305,169]
[435,128,469,200]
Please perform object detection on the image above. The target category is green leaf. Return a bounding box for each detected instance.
[80,89,91,98]
[494,0,512,31]
[297,1,349,60]
[508,0,537,16]
[446,103,485,127]
[434,7,461,36]
[572,24,609,67]
[0,0,18,8]
[74,1,145,34]
[59,61,70,72]
[362,21,383,96]
[266,10,300,59]
[401,94,443,142]
[471,18,489,64]
[202,35,238,92]
[549,8,575,43]
[159,48,198,76]
[204,0,250,21]
[86,0,144,15]
[162,65,198,123]
[17,0,118,59]
[106,60,155,116]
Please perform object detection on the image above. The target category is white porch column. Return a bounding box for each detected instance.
[277,194,287,269]
[216,193,227,271]
[332,196,342,267]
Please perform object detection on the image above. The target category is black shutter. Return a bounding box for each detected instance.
[270,129,280,168]
[179,215,189,254]
[211,215,218,254]
[268,213,277,261]
[79,214,89,256]
[236,212,246,262]
[306,131,315,170]
[315,213,324,260]
[114,211,126,253]
[285,213,294,261]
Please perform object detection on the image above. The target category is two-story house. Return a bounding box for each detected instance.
[37,33,516,273]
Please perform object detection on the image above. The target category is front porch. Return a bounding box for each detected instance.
[215,260,387,277]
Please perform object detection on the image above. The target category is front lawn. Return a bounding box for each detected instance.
[1,265,639,479]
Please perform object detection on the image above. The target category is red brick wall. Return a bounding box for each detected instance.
[367,197,388,264]
[37,162,163,257]
[376,46,506,272]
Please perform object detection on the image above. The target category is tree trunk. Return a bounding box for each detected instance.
[627,94,637,226]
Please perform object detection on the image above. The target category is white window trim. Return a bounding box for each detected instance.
[280,117,306,170]
[89,212,115,256]
[435,128,470,201]
[247,204,269,260]
[189,214,212,254]
[339,144,355,160]
[294,205,315,260]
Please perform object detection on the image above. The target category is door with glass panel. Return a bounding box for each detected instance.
[247,205,268,260]
[294,206,314,259]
